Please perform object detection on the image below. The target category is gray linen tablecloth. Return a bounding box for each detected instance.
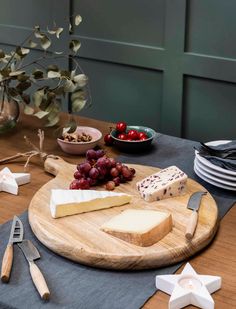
[0,134,235,309]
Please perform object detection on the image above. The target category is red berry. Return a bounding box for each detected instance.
[116,121,127,133]
[127,129,139,140]
[140,136,148,141]
[138,132,148,140]
[117,133,127,140]
[104,133,114,145]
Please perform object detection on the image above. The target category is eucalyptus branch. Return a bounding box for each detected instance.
[3,30,35,69]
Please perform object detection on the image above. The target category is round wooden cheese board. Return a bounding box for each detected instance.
[28,157,219,270]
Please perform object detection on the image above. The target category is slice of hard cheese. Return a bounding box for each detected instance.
[136,166,187,202]
[101,209,172,247]
[50,189,132,218]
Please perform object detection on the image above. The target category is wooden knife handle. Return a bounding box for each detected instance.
[29,261,50,300]
[185,210,198,240]
[44,156,69,176]
[1,243,13,283]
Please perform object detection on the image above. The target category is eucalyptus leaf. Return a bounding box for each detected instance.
[34,26,44,39]
[33,89,45,107]
[60,70,71,78]
[69,40,81,53]
[9,71,25,77]
[21,47,30,55]
[63,79,76,92]
[40,35,51,50]
[54,51,63,55]
[17,74,29,82]
[73,74,88,87]
[69,23,72,34]
[34,110,49,119]
[45,115,60,127]
[75,15,82,26]
[28,40,37,48]
[0,50,5,58]
[56,27,63,38]
[71,89,86,101]
[33,70,44,79]
[24,105,34,115]
[72,98,87,113]
[47,70,61,78]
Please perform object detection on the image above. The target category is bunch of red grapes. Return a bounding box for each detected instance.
[104,121,148,145]
[70,149,136,190]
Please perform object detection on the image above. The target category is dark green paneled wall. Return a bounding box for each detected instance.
[0,0,236,140]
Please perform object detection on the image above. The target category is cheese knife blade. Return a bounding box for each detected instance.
[1,216,24,282]
[185,191,207,240]
[18,240,50,300]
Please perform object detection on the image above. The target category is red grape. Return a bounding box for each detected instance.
[69,179,80,189]
[86,149,97,160]
[113,177,120,186]
[74,170,82,179]
[116,163,123,172]
[89,167,99,179]
[130,167,136,175]
[105,181,115,190]
[78,178,90,189]
[78,162,91,174]
[96,157,107,168]
[96,149,105,158]
[110,167,119,177]
[122,166,132,179]
[109,158,116,167]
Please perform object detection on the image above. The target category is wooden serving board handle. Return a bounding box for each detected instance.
[1,243,13,283]
[29,261,50,300]
[44,156,72,176]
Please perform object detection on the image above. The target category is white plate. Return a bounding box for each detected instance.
[194,159,236,187]
[195,140,236,176]
[195,157,236,181]
[194,163,236,191]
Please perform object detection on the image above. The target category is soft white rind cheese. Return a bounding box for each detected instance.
[50,189,132,218]
[136,166,187,202]
[101,209,172,247]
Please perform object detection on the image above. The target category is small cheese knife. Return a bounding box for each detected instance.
[1,216,24,282]
[18,240,50,300]
[185,191,207,240]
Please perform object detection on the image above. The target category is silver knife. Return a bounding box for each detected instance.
[18,240,50,300]
[185,191,207,240]
[1,216,24,282]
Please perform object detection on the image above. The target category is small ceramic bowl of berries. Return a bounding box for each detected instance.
[105,121,157,152]
[57,126,102,155]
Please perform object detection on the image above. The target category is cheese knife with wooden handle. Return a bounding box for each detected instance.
[18,240,50,300]
[1,216,24,282]
[185,191,207,240]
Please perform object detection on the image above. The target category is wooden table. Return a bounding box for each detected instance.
[0,114,235,308]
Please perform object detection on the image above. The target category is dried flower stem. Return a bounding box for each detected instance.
[0,129,56,170]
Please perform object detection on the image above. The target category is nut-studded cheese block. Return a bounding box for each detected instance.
[101,209,172,247]
[50,189,132,218]
[136,166,187,202]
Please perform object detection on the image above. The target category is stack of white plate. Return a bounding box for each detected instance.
[194,140,236,191]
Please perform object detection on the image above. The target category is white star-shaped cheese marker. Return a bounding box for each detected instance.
[156,263,221,309]
[0,167,30,195]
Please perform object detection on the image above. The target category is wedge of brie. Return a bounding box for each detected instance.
[50,189,132,218]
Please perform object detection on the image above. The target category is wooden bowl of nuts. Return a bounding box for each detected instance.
[57,126,102,155]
